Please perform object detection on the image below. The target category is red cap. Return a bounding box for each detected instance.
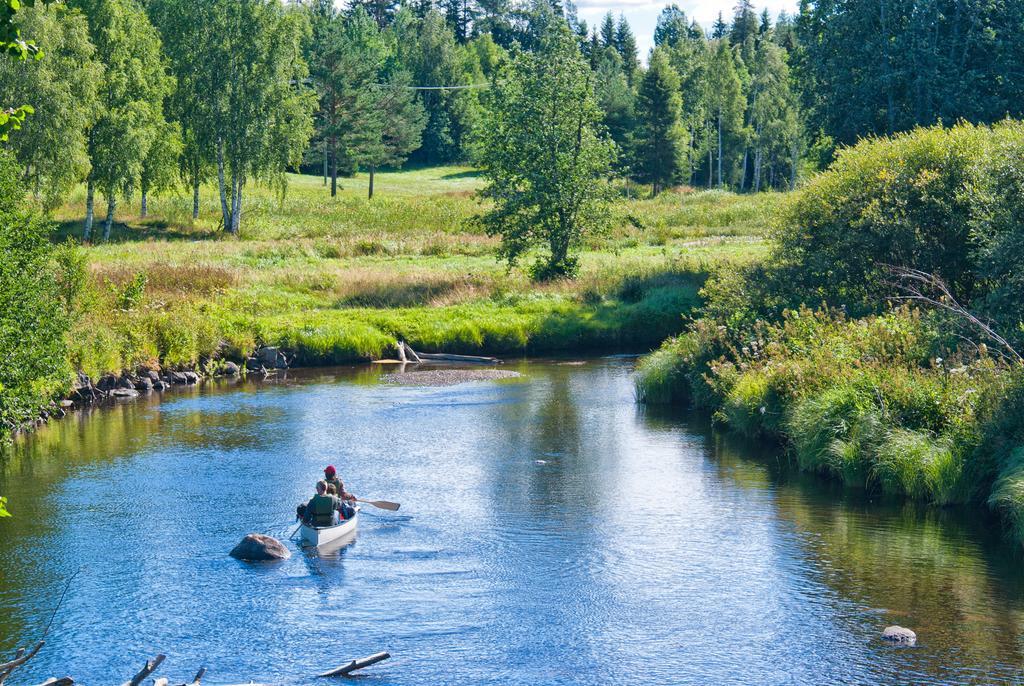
[324,465,336,477]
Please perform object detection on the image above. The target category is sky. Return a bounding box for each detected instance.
[573,0,798,59]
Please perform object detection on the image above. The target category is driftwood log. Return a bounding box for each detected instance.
[0,641,45,685]
[5,646,388,684]
[416,351,499,364]
[121,655,165,686]
[318,652,391,677]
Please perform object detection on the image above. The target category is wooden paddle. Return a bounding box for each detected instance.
[356,497,400,511]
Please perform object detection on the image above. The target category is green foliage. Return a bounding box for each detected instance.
[393,8,479,165]
[0,151,76,428]
[0,3,101,209]
[1,0,50,142]
[74,0,174,240]
[631,49,686,194]
[796,0,1024,147]
[477,22,615,279]
[0,495,9,517]
[638,305,994,507]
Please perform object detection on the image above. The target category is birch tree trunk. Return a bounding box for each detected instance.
[102,195,116,241]
[740,149,748,191]
[141,189,149,218]
[228,172,240,235]
[217,137,230,231]
[231,175,244,234]
[753,147,762,192]
[192,176,200,220]
[717,112,723,188]
[330,138,338,197]
[84,179,96,242]
[707,146,712,189]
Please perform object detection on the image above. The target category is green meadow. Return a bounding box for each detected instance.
[56,167,777,376]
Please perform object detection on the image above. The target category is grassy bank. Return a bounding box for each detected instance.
[55,167,777,379]
[637,123,1024,548]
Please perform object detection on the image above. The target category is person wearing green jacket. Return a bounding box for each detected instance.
[304,480,345,527]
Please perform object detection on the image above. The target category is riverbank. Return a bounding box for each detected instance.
[22,167,775,421]
[637,123,1024,549]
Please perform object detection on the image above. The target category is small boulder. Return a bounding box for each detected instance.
[135,377,154,391]
[96,374,118,392]
[169,371,189,384]
[183,370,200,384]
[110,387,140,398]
[116,376,136,390]
[230,533,291,561]
[147,370,161,382]
[219,361,240,376]
[882,626,917,646]
[257,346,280,366]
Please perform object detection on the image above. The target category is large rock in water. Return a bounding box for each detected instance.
[230,534,291,561]
[882,626,917,646]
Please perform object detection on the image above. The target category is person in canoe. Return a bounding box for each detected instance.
[323,465,357,507]
[301,480,348,527]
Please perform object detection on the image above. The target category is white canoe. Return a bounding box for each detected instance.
[300,508,359,547]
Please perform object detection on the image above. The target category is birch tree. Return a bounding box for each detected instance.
[0,3,101,210]
[213,0,315,234]
[73,0,173,241]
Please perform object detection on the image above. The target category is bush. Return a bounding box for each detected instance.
[771,122,1003,315]
[0,151,77,427]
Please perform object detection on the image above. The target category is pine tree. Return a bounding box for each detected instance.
[711,11,727,39]
[631,49,686,194]
[654,4,687,48]
[614,15,638,85]
[730,0,758,47]
[362,69,427,198]
[599,12,615,48]
[758,8,771,37]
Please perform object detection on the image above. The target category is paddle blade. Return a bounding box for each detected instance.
[359,499,400,511]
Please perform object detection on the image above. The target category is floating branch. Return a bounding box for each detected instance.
[0,641,45,685]
[318,652,391,677]
[120,655,166,686]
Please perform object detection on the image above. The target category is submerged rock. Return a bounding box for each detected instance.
[219,361,241,376]
[230,534,291,561]
[110,388,140,398]
[882,626,917,646]
[382,369,522,387]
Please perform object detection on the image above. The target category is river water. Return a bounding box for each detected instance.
[1,359,1022,685]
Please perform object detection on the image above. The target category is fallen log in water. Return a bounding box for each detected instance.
[0,641,45,685]
[8,647,389,684]
[415,351,500,364]
[121,655,165,686]
[318,652,391,677]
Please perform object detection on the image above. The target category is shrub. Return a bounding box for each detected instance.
[772,122,1001,315]
[0,152,76,427]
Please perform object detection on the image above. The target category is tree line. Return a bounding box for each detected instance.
[2,0,1024,237]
